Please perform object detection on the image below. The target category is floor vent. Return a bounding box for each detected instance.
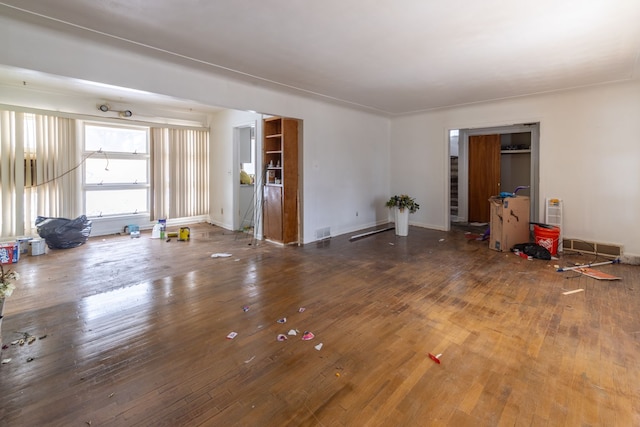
[563,238,622,258]
[315,227,331,241]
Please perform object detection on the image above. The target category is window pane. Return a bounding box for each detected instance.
[86,158,148,184]
[85,125,148,153]
[86,189,148,216]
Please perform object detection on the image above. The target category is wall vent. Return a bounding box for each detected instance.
[315,227,331,241]
[563,238,622,258]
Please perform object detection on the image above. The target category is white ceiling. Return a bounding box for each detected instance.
[1,0,640,115]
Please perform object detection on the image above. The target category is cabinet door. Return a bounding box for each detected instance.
[263,185,283,242]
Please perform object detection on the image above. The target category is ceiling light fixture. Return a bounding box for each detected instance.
[98,104,133,118]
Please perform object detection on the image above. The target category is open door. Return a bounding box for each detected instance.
[468,134,500,223]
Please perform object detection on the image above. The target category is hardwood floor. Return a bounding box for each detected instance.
[1,223,639,426]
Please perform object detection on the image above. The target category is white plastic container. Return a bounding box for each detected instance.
[151,224,162,239]
[17,237,32,254]
[29,239,46,256]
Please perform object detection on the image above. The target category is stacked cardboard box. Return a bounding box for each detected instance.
[489,196,530,252]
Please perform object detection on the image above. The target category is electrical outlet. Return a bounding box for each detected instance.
[221,208,224,215]
[356,211,359,217]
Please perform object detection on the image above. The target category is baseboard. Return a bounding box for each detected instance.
[620,254,640,265]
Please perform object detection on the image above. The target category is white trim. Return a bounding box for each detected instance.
[455,123,540,224]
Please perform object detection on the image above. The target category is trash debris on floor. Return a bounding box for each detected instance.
[9,331,42,347]
[428,353,443,364]
[349,226,394,242]
[577,268,621,281]
[563,289,584,295]
[211,253,233,258]
[35,215,92,249]
[557,259,620,272]
[557,258,622,280]
[513,249,532,260]
[511,243,551,260]
[225,303,321,352]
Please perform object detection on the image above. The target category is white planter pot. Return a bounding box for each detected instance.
[395,207,409,236]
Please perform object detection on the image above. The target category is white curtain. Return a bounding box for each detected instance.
[0,110,78,237]
[0,110,21,237]
[150,128,209,220]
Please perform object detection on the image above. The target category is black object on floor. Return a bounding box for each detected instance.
[511,242,551,260]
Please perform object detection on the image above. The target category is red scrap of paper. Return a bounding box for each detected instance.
[428,353,442,364]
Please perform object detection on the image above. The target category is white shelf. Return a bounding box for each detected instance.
[501,149,531,154]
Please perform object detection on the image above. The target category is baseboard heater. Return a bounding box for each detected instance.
[562,238,622,258]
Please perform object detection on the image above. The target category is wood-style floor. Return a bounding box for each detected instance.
[1,223,639,426]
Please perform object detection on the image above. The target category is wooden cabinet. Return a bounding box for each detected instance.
[262,117,299,244]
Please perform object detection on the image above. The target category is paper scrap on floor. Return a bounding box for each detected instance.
[211,253,233,258]
[578,267,621,281]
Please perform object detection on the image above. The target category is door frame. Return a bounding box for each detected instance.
[456,123,540,224]
[232,121,259,235]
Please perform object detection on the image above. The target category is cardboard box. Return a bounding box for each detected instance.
[0,242,19,264]
[489,196,530,252]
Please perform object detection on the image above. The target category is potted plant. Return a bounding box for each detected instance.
[386,194,420,236]
[1,263,20,350]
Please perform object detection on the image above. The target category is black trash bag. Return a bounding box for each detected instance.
[511,243,551,260]
[35,215,93,249]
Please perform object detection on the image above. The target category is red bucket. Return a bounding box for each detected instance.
[534,225,560,255]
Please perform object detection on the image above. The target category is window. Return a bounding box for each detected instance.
[83,123,149,217]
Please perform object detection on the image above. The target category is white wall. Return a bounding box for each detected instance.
[390,80,640,257]
[208,105,390,242]
[0,14,391,244]
[208,109,261,231]
[9,12,637,254]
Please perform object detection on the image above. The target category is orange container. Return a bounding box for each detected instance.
[534,225,560,255]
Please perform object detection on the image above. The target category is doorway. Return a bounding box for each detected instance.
[233,123,257,232]
[453,123,539,224]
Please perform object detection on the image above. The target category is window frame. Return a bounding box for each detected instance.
[82,122,151,218]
